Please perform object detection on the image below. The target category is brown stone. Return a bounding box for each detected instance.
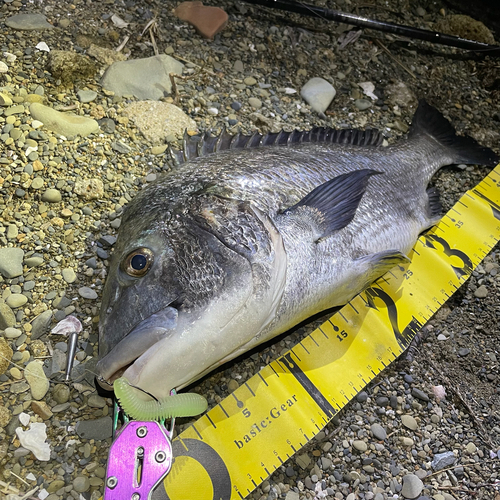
[0,338,13,375]
[31,400,53,420]
[174,1,228,39]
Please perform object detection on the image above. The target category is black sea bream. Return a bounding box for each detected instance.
[96,101,498,400]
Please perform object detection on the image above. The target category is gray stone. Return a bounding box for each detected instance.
[401,414,418,431]
[78,287,98,299]
[31,310,53,339]
[355,98,371,111]
[6,294,28,308]
[248,97,262,109]
[295,453,311,469]
[431,451,456,470]
[77,90,97,103]
[62,268,77,284]
[52,384,70,404]
[101,55,184,100]
[4,327,22,339]
[75,416,113,440]
[30,103,99,137]
[24,256,44,268]
[41,188,62,203]
[233,60,244,73]
[401,474,423,499]
[411,387,429,402]
[0,302,16,329]
[73,476,90,492]
[124,101,197,143]
[300,77,336,114]
[111,141,132,154]
[25,362,49,400]
[87,394,106,408]
[370,423,387,440]
[474,285,488,298]
[0,247,24,278]
[353,440,368,452]
[5,13,54,30]
[356,391,368,403]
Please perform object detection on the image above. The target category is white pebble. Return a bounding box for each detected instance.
[19,412,31,426]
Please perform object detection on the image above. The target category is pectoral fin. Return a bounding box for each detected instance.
[282,169,381,241]
[356,250,410,289]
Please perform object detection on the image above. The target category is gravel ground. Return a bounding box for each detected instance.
[0,0,499,499]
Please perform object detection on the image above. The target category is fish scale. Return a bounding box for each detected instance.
[97,101,499,400]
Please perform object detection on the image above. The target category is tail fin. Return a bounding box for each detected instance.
[409,100,499,167]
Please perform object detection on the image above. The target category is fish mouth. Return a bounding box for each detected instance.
[96,305,178,390]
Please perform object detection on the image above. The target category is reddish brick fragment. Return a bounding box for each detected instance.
[174,1,228,39]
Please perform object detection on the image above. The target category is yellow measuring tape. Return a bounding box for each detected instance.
[153,165,500,500]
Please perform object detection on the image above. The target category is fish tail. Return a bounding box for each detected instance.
[409,100,499,167]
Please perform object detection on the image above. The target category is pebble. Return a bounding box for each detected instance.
[0,92,13,106]
[0,303,16,330]
[370,423,387,440]
[4,327,22,339]
[78,287,98,299]
[101,55,183,100]
[401,414,418,431]
[300,77,336,114]
[355,98,371,111]
[411,388,429,402]
[31,401,53,420]
[77,90,98,103]
[31,310,53,339]
[30,103,99,137]
[24,362,50,400]
[41,188,62,203]
[353,440,368,452]
[244,76,257,86]
[52,384,70,404]
[432,451,456,470]
[75,416,113,440]
[6,294,28,308]
[31,177,44,189]
[0,247,24,278]
[465,442,477,454]
[87,394,107,408]
[401,474,423,499]
[5,13,54,30]
[248,97,262,109]
[62,268,77,283]
[124,101,197,143]
[295,453,311,469]
[73,476,90,493]
[474,285,488,298]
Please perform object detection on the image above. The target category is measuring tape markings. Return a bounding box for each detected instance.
[157,165,500,500]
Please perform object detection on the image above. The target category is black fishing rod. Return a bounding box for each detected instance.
[241,0,500,56]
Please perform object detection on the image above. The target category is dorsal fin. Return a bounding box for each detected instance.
[168,127,384,166]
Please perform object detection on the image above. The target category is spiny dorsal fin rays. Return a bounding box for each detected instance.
[279,169,382,241]
[167,127,384,166]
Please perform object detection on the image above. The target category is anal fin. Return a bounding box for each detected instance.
[356,250,410,289]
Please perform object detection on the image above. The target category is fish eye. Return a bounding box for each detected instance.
[122,248,154,277]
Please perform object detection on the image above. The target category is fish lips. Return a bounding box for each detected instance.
[96,306,178,388]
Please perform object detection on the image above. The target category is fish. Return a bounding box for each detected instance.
[96,100,498,400]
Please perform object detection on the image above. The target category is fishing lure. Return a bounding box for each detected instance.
[113,377,208,421]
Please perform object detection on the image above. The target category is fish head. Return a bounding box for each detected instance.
[97,191,286,399]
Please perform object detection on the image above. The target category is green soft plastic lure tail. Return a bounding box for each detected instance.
[113,377,208,421]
